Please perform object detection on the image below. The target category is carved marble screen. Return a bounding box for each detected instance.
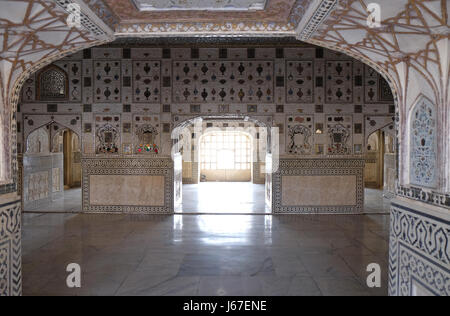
[36,65,69,101]
[410,97,437,188]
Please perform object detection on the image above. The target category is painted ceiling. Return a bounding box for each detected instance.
[132,0,268,12]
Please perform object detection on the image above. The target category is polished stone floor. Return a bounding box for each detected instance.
[182,182,269,213]
[22,212,390,296]
[26,183,390,215]
[25,188,82,213]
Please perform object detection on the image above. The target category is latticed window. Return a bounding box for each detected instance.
[200,132,252,170]
[37,66,68,101]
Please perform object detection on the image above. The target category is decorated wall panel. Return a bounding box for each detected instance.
[173,61,275,103]
[285,61,314,103]
[17,46,395,160]
[410,97,437,188]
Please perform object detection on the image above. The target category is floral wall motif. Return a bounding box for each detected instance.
[326,115,352,155]
[95,115,121,154]
[134,116,160,154]
[410,97,437,188]
[286,115,313,154]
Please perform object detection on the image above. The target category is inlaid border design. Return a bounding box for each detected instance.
[82,157,174,214]
[389,202,450,296]
[272,158,365,213]
[396,185,450,209]
[0,200,22,297]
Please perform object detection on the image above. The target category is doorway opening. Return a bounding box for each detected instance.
[363,120,396,213]
[22,122,82,212]
[174,117,271,214]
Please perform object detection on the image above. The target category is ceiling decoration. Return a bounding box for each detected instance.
[0,0,112,104]
[307,0,448,106]
[82,0,120,30]
[132,0,267,12]
[105,0,301,23]
[304,0,448,191]
[110,0,315,36]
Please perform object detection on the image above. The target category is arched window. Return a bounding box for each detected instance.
[37,65,68,101]
[410,97,437,187]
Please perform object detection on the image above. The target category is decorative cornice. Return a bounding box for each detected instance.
[295,0,338,41]
[116,22,296,36]
[82,0,120,30]
[288,0,315,26]
[54,0,115,37]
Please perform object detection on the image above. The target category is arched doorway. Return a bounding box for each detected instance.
[172,115,273,214]
[363,119,397,213]
[21,121,82,212]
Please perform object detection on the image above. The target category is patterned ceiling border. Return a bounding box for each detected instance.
[103,36,314,47]
[116,22,296,36]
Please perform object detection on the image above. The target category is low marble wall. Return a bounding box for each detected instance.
[272,157,365,214]
[0,194,21,296]
[22,153,63,211]
[389,198,449,296]
[82,157,174,214]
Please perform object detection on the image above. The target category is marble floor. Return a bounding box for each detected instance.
[22,212,390,296]
[182,182,269,214]
[26,183,391,215]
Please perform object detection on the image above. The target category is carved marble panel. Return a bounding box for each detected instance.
[82,157,174,214]
[272,158,365,213]
[25,171,49,202]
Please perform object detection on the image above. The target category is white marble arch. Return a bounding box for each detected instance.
[0,0,448,297]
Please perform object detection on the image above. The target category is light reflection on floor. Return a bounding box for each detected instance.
[182,182,269,214]
[22,212,390,296]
